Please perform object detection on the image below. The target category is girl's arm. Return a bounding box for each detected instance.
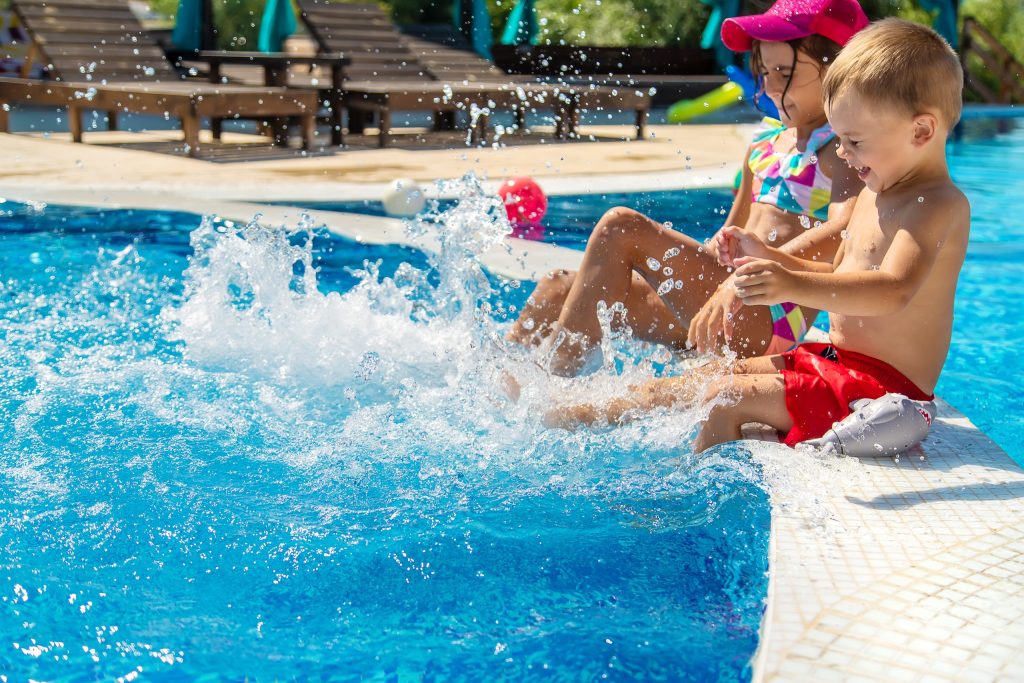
[703,144,755,256]
[720,145,755,230]
[775,143,864,263]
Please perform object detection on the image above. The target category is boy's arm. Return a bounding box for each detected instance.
[688,172,859,353]
[734,194,969,316]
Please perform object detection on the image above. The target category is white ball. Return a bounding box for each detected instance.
[381,178,426,217]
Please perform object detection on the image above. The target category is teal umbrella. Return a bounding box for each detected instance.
[171,0,203,50]
[453,0,494,58]
[258,0,297,53]
[171,0,215,50]
[918,0,958,49]
[700,0,741,71]
[500,0,537,46]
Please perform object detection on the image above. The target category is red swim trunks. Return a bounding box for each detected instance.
[780,343,933,447]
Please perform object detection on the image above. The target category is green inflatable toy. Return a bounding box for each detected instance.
[667,81,744,123]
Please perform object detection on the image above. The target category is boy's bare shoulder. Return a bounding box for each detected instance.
[900,181,970,240]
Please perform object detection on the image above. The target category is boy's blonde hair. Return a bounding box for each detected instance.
[823,18,963,127]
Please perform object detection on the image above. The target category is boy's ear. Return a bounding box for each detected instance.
[912,113,939,146]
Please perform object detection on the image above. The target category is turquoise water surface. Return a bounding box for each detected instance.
[0,187,770,680]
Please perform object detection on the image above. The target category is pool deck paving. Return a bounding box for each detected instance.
[2,124,1024,681]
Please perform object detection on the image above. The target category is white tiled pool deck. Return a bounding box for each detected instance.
[3,134,1023,680]
[748,396,1024,682]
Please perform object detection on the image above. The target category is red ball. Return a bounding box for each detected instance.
[498,177,547,227]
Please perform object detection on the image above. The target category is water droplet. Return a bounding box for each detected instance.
[357,351,381,381]
[646,257,661,271]
[663,221,674,230]
[522,318,535,331]
[676,279,686,288]
[840,230,849,240]
[663,247,680,260]
[918,196,924,203]
[657,279,674,295]
[662,266,673,276]
[799,215,811,229]
[768,229,778,242]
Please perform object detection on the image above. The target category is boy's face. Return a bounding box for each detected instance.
[827,92,932,193]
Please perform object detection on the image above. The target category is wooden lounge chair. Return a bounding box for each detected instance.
[297,0,645,144]
[295,0,546,146]
[164,49,349,145]
[0,0,320,156]
[400,23,651,138]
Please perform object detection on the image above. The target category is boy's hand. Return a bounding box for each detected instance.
[733,257,797,305]
[711,225,769,267]
[687,276,743,354]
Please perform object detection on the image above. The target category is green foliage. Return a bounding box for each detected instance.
[389,0,450,24]
[529,0,710,47]
[211,0,265,48]
[139,0,1022,62]
[149,0,274,49]
[961,0,1024,62]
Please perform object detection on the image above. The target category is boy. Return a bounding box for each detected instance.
[546,19,971,453]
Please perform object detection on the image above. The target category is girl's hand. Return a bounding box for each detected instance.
[687,276,744,354]
[733,257,796,305]
[714,225,769,267]
[704,228,729,266]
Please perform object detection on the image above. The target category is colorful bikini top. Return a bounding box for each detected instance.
[748,117,836,221]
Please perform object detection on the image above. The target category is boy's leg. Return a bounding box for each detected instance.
[694,357,792,452]
[543,354,786,430]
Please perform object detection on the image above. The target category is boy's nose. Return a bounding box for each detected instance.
[836,142,849,160]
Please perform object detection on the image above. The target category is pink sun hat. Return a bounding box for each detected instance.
[721,0,869,52]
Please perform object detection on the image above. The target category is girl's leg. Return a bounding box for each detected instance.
[548,207,733,374]
[694,355,791,452]
[507,269,686,349]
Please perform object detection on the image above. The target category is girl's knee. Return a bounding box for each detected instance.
[531,269,574,299]
[591,207,651,245]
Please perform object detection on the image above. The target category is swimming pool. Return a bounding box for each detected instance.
[0,197,770,679]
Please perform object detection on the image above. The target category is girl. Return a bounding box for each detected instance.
[508,0,869,376]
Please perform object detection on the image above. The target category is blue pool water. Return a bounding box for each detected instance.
[292,186,735,251]
[940,117,1024,465]
[0,191,770,680]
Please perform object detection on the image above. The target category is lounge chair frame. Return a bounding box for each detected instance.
[0,0,322,156]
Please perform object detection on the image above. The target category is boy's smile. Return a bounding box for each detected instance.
[827,94,941,193]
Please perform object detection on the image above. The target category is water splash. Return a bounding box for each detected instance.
[0,191,857,680]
